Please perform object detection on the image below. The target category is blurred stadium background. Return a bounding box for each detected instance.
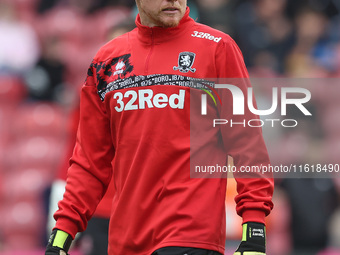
[0,0,340,254]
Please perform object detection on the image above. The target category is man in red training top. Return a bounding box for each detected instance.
[46,0,274,255]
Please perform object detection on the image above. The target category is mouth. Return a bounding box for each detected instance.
[162,7,179,13]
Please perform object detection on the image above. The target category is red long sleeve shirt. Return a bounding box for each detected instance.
[54,8,274,255]
[57,106,114,218]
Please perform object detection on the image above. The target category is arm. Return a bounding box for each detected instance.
[216,36,274,254]
[46,61,115,254]
[47,106,79,235]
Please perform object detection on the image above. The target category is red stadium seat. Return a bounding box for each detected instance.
[2,167,53,202]
[37,6,85,43]
[10,102,67,141]
[2,199,44,250]
[3,136,66,171]
[0,75,27,106]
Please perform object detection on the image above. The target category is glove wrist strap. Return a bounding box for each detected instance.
[235,222,266,254]
[243,222,266,243]
[48,229,72,252]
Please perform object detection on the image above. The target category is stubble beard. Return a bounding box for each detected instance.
[154,12,182,28]
[161,20,180,28]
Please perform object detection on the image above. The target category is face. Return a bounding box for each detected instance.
[136,0,187,28]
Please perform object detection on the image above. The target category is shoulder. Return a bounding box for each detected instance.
[190,21,234,45]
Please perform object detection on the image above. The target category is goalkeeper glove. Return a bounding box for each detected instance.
[45,229,73,255]
[233,222,266,255]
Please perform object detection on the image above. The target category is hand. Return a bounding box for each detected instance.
[233,222,266,255]
[45,229,73,255]
[45,246,68,255]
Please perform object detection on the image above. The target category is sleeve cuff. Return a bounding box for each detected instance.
[242,210,266,224]
[54,218,79,240]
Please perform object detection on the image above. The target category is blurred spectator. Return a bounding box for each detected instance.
[196,0,236,35]
[285,8,332,77]
[280,178,338,255]
[34,1,132,88]
[24,35,68,102]
[286,0,340,20]
[234,0,294,73]
[37,0,136,15]
[36,0,61,14]
[318,208,340,255]
[100,0,135,8]
[37,0,111,14]
[0,2,40,74]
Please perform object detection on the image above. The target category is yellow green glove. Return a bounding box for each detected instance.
[45,229,73,255]
[233,222,266,255]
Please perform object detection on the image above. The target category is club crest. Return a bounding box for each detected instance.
[173,52,196,73]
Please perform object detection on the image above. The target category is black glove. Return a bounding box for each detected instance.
[233,222,266,255]
[45,229,73,255]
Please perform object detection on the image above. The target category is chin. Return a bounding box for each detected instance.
[160,18,180,28]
